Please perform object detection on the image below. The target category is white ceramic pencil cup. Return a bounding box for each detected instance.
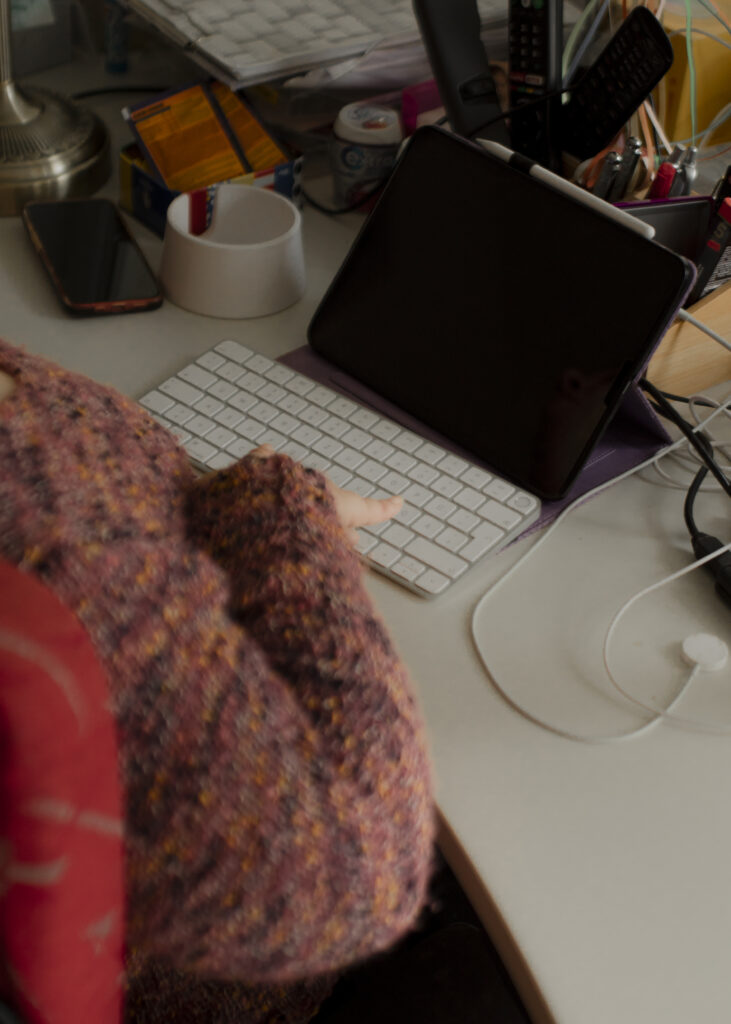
[160,184,306,319]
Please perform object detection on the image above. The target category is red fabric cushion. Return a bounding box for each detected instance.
[0,561,124,1023]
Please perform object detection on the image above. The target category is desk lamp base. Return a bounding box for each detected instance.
[0,81,110,216]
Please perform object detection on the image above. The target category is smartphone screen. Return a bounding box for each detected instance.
[22,198,162,315]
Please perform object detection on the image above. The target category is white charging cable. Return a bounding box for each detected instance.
[470,394,731,743]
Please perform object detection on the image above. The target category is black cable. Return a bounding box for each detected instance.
[658,389,717,408]
[639,377,731,498]
[682,463,731,608]
[465,82,578,141]
[71,85,169,100]
[432,81,579,140]
[683,465,707,537]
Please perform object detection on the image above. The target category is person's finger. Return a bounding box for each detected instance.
[355,493,403,526]
[249,443,275,459]
[328,482,402,530]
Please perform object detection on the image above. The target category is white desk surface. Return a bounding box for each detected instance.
[4,50,731,1024]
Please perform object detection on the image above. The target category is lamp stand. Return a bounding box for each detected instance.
[0,0,110,216]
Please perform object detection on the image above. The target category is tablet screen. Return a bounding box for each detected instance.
[308,127,693,500]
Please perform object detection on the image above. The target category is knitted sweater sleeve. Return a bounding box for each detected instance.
[124,453,435,984]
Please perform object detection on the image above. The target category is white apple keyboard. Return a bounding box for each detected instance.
[138,339,541,598]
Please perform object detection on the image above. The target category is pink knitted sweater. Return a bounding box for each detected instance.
[0,340,435,1022]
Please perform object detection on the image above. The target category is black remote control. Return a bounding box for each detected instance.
[508,0,563,170]
[559,5,673,161]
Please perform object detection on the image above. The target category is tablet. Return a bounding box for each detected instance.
[308,126,695,501]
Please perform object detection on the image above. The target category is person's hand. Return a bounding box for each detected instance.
[250,445,402,544]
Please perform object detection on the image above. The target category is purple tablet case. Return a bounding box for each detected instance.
[279,345,673,530]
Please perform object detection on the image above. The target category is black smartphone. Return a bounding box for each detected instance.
[22,198,163,315]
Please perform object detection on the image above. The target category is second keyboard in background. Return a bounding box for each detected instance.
[123,0,507,88]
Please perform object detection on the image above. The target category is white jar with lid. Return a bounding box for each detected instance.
[330,102,403,207]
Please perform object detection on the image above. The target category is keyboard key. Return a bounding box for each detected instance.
[384,450,415,474]
[279,393,308,416]
[438,454,469,477]
[208,379,238,402]
[215,339,253,362]
[179,364,217,390]
[484,478,515,501]
[372,419,400,442]
[415,441,446,465]
[390,555,427,583]
[461,528,504,562]
[206,426,236,449]
[309,385,337,407]
[265,363,294,385]
[369,542,401,568]
[454,486,483,511]
[246,353,275,374]
[166,402,195,425]
[160,378,203,405]
[139,390,173,414]
[236,417,266,442]
[394,501,420,527]
[239,371,266,393]
[285,375,315,397]
[417,569,450,595]
[461,465,492,489]
[392,430,422,453]
[194,395,224,417]
[313,436,343,459]
[187,414,216,436]
[363,438,394,461]
[355,531,378,555]
[186,437,218,463]
[280,440,309,462]
[404,537,468,580]
[402,482,432,508]
[326,464,353,488]
[259,382,286,404]
[432,474,461,499]
[358,458,388,483]
[333,446,365,471]
[449,508,480,534]
[435,526,468,553]
[215,359,245,382]
[330,396,357,418]
[229,391,258,413]
[508,491,539,514]
[249,400,278,423]
[320,415,349,438]
[379,470,409,493]
[381,523,415,549]
[412,513,443,539]
[350,407,378,430]
[409,462,439,487]
[478,499,522,531]
[424,495,456,520]
[348,477,375,497]
[196,350,225,372]
[207,451,237,470]
[300,403,329,427]
[214,405,245,429]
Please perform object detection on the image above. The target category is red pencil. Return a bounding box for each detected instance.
[189,189,208,236]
